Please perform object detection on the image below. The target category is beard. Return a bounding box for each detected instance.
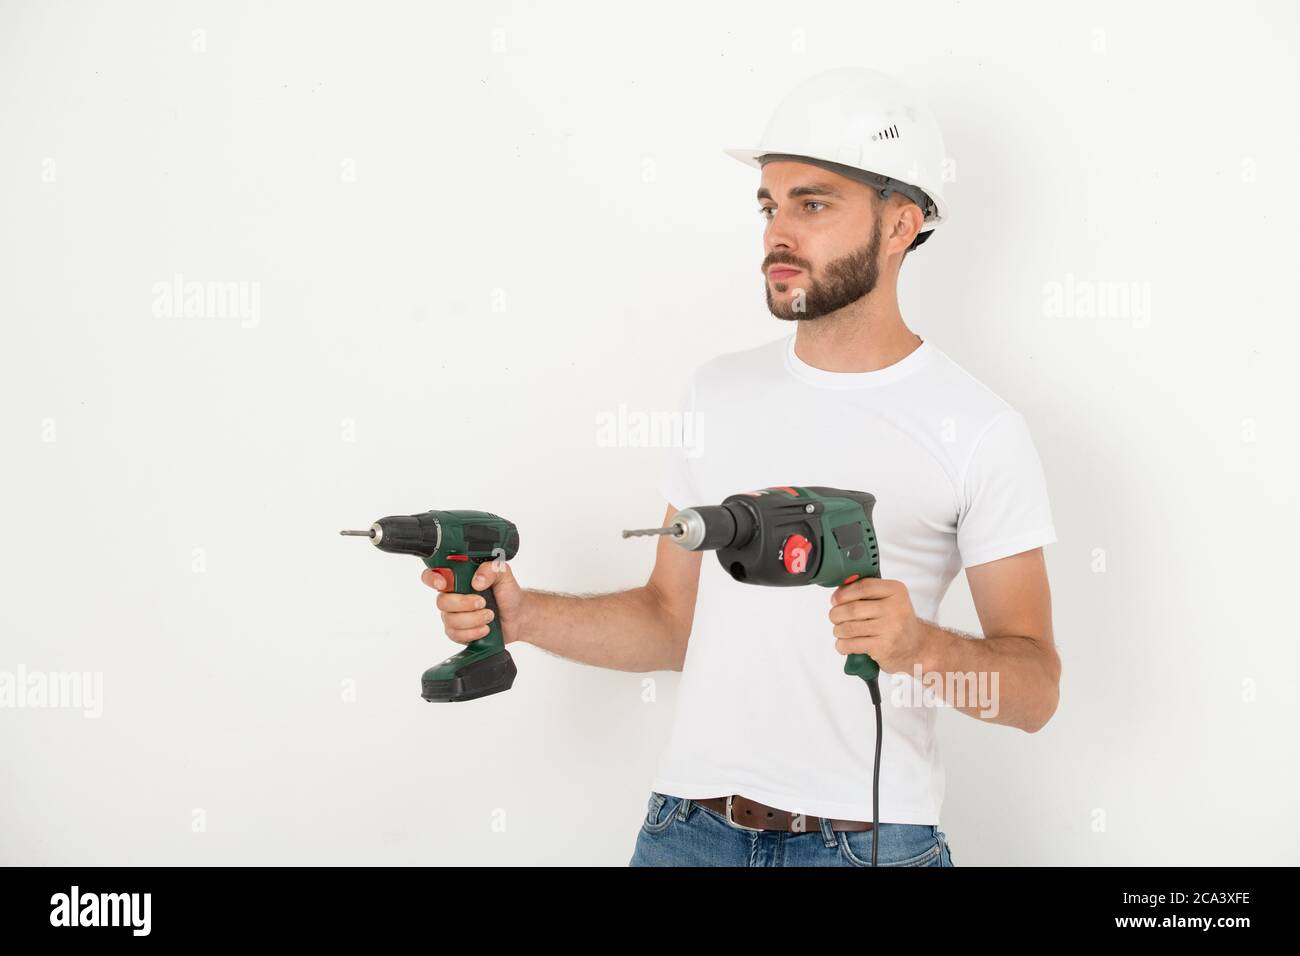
[764,221,883,321]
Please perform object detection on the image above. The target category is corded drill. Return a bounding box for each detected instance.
[341,509,520,703]
[623,485,886,864]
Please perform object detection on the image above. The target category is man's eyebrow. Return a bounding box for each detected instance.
[756,183,846,201]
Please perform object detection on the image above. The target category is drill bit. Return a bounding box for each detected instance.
[339,529,376,537]
[621,523,683,539]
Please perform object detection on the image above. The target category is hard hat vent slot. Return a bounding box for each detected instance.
[871,124,900,141]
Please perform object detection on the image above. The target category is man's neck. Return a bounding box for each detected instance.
[791,294,921,373]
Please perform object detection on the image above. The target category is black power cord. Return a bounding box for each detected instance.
[867,677,882,867]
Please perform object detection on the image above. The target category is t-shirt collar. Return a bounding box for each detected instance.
[783,332,937,389]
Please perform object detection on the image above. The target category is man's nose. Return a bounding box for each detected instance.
[765,214,798,256]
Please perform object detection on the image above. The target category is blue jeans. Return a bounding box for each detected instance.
[629,791,955,867]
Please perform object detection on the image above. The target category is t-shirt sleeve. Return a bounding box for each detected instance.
[956,409,1057,568]
[657,367,702,510]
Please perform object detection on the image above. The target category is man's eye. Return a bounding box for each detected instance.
[759,202,826,219]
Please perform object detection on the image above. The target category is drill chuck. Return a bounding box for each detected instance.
[340,514,442,556]
[670,504,756,551]
[369,513,442,556]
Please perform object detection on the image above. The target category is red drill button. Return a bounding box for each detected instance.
[782,534,812,574]
[843,573,860,585]
[430,567,456,590]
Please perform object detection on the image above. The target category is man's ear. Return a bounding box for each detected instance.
[890,199,924,252]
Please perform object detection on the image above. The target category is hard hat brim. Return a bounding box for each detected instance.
[723,147,765,168]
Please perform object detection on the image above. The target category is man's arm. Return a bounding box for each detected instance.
[920,547,1059,732]
[828,546,1059,733]
[423,503,702,673]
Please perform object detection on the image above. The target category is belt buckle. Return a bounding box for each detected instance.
[724,794,765,832]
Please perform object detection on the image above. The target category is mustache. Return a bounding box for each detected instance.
[762,258,810,272]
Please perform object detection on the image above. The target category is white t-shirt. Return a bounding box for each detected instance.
[652,331,1056,824]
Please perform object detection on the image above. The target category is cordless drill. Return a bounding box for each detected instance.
[341,510,520,703]
[623,485,887,863]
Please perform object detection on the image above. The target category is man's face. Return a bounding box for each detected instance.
[757,160,885,321]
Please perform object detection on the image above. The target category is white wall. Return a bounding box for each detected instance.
[2,0,1296,865]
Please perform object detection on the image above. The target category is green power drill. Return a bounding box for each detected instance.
[624,485,882,690]
[341,509,520,703]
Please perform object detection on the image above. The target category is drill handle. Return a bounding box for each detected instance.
[428,559,507,655]
[419,557,518,702]
[456,560,506,655]
[477,583,505,652]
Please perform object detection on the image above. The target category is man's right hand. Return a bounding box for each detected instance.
[421,559,527,646]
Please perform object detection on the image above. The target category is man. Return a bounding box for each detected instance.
[424,67,1059,867]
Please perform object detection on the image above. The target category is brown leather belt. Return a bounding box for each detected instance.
[694,794,874,833]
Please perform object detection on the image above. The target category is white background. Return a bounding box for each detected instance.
[2,0,1297,865]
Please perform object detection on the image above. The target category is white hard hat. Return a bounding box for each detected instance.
[725,67,949,233]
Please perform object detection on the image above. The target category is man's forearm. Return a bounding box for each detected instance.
[917,620,1060,733]
[513,586,686,673]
